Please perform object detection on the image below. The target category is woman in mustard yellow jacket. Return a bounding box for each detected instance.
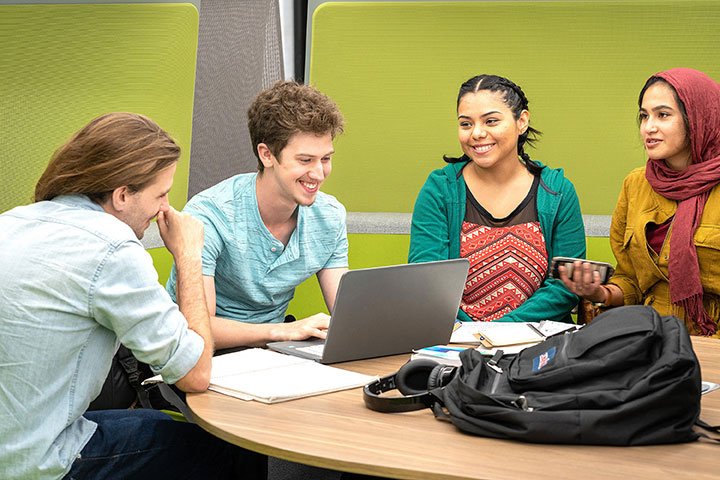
[561,68,720,337]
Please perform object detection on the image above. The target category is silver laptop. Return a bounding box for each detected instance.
[267,258,470,364]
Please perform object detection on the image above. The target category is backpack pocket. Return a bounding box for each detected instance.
[507,306,662,391]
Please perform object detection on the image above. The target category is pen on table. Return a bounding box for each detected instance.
[526,322,546,338]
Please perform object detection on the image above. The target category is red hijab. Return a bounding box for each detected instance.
[644,68,720,335]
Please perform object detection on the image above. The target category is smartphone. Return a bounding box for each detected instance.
[549,257,615,284]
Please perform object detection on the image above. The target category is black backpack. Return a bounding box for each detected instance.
[87,345,176,412]
[365,305,703,445]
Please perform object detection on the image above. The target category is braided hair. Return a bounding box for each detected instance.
[443,74,543,175]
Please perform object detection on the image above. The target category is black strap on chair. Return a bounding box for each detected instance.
[118,346,195,421]
[116,345,153,409]
[157,383,195,423]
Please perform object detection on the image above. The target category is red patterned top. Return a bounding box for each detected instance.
[460,176,548,321]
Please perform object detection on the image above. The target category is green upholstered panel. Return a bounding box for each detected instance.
[0,4,198,213]
[288,233,411,319]
[288,275,325,319]
[288,234,617,319]
[290,0,720,317]
[148,247,174,285]
[309,1,720,216]
[587,236,616,266]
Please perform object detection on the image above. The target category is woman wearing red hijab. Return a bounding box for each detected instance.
[561,68,720,337]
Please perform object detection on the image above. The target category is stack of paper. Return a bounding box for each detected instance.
[473,323,544,348]
[208,349,377,403]
[411,345,468,366]
[451,321,580,348]
[411,343,532,365]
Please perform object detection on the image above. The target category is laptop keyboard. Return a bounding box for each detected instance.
[296,344,325,356]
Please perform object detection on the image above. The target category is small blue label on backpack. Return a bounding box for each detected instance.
[532,346,556,372]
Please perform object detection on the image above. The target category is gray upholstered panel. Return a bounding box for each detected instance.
[344,212,612,237]
[582,214,613,238]
[188,0,285,199]
[141,223,164,249]
[141,213,612,249]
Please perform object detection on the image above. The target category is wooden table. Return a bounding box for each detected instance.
[187,337,720,480]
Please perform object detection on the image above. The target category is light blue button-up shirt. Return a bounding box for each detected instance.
[166,173,349,323]
[0,195,204,480]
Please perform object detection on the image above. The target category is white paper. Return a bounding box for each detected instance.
[537,320,581,337]
[450,322,483,344]
[210,348,303,379]
[451,322,542,346]
[451,321,579,346]
[208,349,377,403]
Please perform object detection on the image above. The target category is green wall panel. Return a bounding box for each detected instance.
[148,247,174,285]
[309,1,720,216]
[288,233,411,318]
[288,233,617,319]
[587,236,616,265]
[0,4,198,213]
[151,233,414,319]
[150,231,616,318]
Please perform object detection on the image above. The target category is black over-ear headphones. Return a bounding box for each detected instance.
[363,359,458,412]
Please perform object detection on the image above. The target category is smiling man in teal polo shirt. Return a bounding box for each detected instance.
[167,81,348,349]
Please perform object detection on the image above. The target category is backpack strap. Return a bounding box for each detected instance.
[157,383,196,423]
[695,419,720,443]
[116,345,152,409]
[697,433,720,443]
[116,346,196,421]
[431,400,452,423]
[696,419,720,433]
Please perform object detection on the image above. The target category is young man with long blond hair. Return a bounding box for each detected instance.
[0,113,255,479]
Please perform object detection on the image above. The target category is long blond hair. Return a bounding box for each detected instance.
[35,112,180,202]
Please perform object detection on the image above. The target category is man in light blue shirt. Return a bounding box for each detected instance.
[167,81,349,349]
[0,113,252,479]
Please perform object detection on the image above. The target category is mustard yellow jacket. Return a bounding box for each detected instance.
[610,167,720,337]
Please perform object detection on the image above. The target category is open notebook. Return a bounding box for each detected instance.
[207,348,375,403]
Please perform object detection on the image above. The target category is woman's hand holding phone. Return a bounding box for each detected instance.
[551,257,613,304]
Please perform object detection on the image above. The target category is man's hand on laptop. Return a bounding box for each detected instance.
[271,313,330,341]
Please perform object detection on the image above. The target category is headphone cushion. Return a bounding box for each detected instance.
[426,364,446,390]
[395,359,441,396]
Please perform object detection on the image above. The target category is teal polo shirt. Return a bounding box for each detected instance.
[166,173,348,323]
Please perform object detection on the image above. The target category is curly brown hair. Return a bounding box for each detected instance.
[247,81,344,172]
[34,112,180,203]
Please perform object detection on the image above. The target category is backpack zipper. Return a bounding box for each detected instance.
[486,351,534,410]
[487,350,504,394]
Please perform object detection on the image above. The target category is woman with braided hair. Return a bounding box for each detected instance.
[409,74,585,323]
[559,68,720,337]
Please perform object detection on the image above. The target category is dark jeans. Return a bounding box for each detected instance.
[64,409,266,479]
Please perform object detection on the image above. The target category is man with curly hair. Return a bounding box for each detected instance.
[167,81,348,349]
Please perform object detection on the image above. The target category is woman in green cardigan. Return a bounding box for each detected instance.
[409,74,585,323]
